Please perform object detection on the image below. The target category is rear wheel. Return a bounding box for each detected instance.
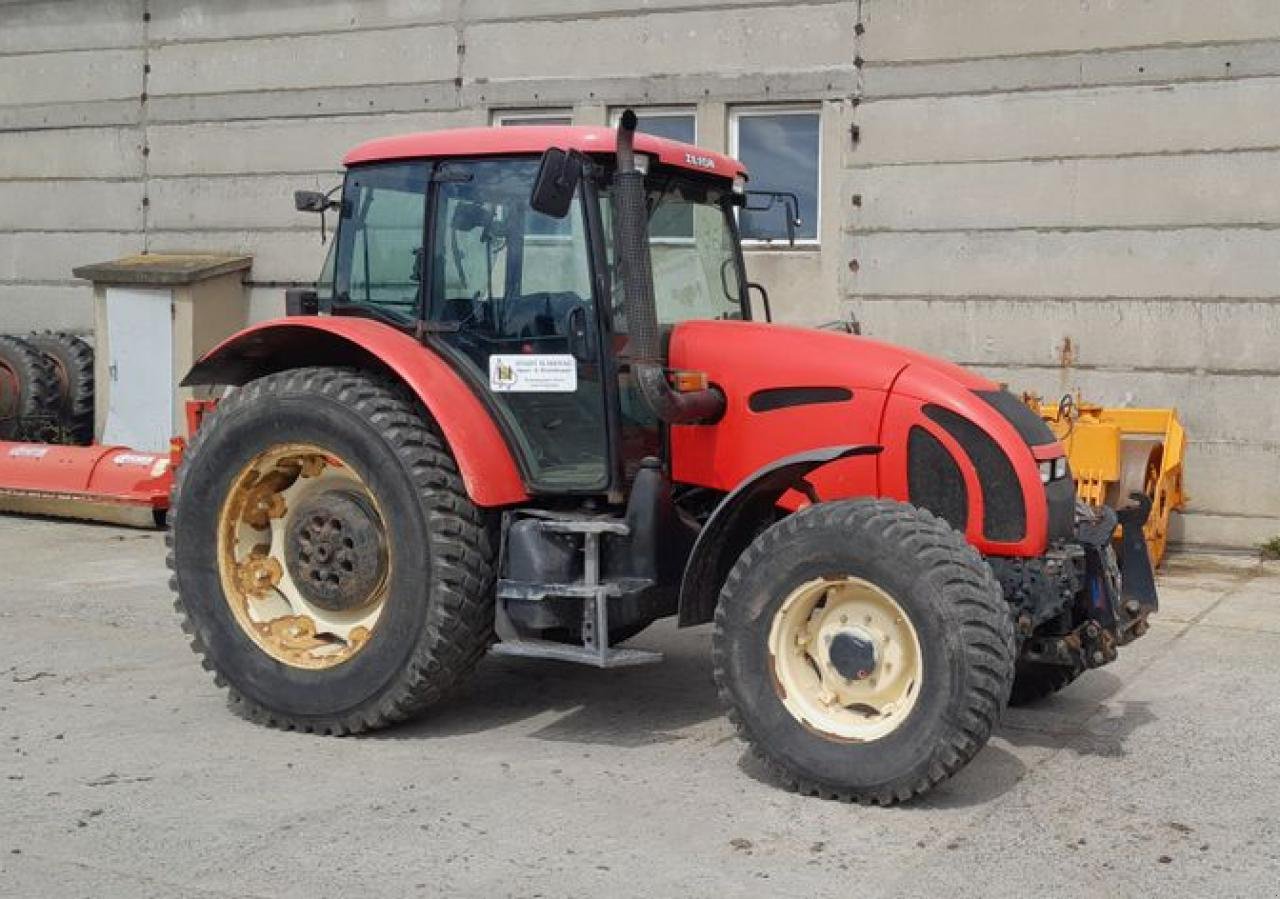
[713,499,1015,805]
[25,331,94,445]
[0,335,58,441]
[168,367,495,734]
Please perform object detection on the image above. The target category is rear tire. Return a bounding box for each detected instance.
[0,335,58,441]
[713,499,1015,805]
[168,367,495,734]
[25,331,94,445]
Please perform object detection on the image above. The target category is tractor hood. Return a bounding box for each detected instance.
[666,319,998,397]
[667,319,1063,557]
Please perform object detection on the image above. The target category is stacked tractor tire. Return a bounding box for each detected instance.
[0,332,94,445]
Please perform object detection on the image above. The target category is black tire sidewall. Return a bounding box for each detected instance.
[173,390,436,722]
[719,507,982,792]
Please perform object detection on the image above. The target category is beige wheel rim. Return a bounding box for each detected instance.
[768,576,924,742]
[217,443,391,670]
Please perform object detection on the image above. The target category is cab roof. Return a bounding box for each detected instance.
[343,125,747,181]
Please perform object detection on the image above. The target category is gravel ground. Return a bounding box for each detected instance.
[2,515,1278,898]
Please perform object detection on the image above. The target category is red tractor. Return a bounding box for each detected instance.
[170,112,1157,804]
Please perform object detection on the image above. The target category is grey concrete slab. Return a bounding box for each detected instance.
[2,517,1278,896]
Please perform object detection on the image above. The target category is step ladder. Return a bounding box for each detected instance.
[491,517,663,668]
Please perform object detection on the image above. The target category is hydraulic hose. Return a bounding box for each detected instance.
[613,110,725,424]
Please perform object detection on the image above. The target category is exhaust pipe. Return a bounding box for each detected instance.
[613,110,725,425]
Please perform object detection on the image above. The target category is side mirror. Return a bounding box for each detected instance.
[530,147,583,218]
[744,190,803,247]
[294,190,338,213]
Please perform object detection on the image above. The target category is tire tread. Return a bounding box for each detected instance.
[167,366,495,735]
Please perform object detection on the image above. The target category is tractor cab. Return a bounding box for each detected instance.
[298,124,773,497]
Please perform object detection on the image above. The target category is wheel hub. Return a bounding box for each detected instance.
[827,628,878,681]
[217,444,390,670]
[285,489,387,613]
[768,576,924,742]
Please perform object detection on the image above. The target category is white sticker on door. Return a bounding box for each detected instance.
[489,355,578,393]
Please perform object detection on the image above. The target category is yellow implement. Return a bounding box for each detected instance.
[1031,396,1187,566]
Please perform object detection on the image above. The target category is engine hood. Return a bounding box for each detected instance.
[667,320,998,395]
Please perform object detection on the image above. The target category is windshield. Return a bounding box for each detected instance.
[599,174,746,328]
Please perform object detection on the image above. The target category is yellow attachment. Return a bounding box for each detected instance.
[1031,395,1187,567]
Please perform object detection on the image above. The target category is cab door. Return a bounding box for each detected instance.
[427,158,612,493]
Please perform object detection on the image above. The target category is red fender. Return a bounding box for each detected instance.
[184,316,529,508]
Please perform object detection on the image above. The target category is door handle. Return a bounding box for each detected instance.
[565,305,594,362]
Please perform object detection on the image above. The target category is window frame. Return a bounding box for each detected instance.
[728,104,822,248]
[329,160,431,327]
[491,110,574,127]
[607,106,698,144]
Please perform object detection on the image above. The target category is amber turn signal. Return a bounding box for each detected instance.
[668,370,710,393]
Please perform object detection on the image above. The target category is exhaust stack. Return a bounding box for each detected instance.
[613,110,724,424]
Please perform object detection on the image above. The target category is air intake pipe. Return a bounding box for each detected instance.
[613,110,725,424]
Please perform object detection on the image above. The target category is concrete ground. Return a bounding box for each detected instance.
[1,517,1278,898]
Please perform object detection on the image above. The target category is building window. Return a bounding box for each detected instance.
[609,107,696,144]
[730,106,821,244]
[492,111,573,126]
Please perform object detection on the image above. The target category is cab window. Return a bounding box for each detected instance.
[334,162,429,321]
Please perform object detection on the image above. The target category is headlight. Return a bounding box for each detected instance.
[1039,461,1053,484]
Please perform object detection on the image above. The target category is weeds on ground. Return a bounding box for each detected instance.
[1260,536,1280,561]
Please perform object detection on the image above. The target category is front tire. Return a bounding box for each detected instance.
[168,367,495,734]
[713,499,1015,805]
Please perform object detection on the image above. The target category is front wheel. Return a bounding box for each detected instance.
[168,367,495,734]
[713,499,1015,805]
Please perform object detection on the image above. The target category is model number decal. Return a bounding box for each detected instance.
[684,153,716,170]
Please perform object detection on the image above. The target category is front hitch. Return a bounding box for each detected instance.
[1019,496,1159,672]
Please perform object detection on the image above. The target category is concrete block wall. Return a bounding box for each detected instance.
[1,0,1276,548]
[847,0,1280,548]
[0,0,856,329]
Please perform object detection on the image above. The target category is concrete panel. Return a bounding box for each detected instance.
[0,231,142,284]
[148,175,339,230]
[854,150,1280,231]
[146,110,481,176]
[147,229,328,282]
[148,0,801,41]
[462,68,855,110]
[0,284,94,333]
[463,0,809,21]
[0,127,143,179]
[148,27,457,96]
[466,4,856,81]
[1172,510,1280,550]
[0,49,142,108]
[0,0,141,54]
[862,0,1280,63]
[1173,441,1280,520]
[742,249,834,323]
[979,365,1280,446]
[0,180,144,231]
[853,77,1280,165]
[864,41,1280,100]
[0,98,139,131]
[247,286,286,324]
[149,0,459,40]
[850,228,1280,299]
[850,297,1280,373]
[147,82,460,126]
